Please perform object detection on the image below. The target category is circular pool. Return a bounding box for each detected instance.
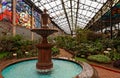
[2,59,82,78]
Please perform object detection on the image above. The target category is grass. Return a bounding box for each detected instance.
[0,52,8,59]
[75,57,88,62]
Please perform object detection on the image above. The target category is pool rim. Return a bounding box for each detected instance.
[0,57,96,78]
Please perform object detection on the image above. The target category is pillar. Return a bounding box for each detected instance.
[110,0,113,39]
[12,0,16,36]
[31,6,34,41]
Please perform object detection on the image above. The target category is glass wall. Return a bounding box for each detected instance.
[0,0,41,29]
[16,0,32,29]
[0,0,12,22]
[33,10,41,28]
[16,0,41,29]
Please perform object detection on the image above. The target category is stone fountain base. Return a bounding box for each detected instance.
[36,62,53,73]
[36,68,53,73]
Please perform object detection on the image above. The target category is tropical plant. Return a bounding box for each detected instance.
[54,35,66,48]
[75,28,88,43]
[0,52,8,59]
[0,35,38,59]
[52,46,60,56]
[109,51,120,61]
[101,39,114,48]
[113,60,120,68]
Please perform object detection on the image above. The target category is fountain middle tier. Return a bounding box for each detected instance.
[36,42,53,73]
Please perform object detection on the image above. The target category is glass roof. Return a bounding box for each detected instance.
[31,0,107,34]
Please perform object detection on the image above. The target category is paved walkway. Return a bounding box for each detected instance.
[94,66,120,78]
[57,49,73,58]
[59,49,120,78]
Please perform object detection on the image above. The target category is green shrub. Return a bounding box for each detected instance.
[87,54,111,63]
[101,39,114,48]
[75,28,88,43]
[109,51,120,61]
[75,43,90,58]
[113,60,120,68]
[116,46,120,53]
[0,35,38,59]
[52,47,60,56]
[54,35,76,51]
[0,52,8,59]
[54,36,66,48]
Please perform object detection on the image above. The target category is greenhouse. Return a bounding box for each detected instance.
[0,0,120,78]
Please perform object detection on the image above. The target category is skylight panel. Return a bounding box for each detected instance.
[60,22,68,26]
[96,4,103,9]
[91,13,96,18]
[85,0,92,5]
[49,2,58,8]
[50,12,57,16]
[64,1,70,8]
[81,10,87,15]
[86,11,93,17]
[44,4,51,9]
[91,2,99,7]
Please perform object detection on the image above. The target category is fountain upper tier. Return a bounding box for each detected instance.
[31,28,58,36]
[31,9,58,36]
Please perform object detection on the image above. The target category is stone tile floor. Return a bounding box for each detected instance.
[93,66,120,78]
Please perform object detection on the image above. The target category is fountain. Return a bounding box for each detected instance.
[31,9,58,73]
[0,9,98,78]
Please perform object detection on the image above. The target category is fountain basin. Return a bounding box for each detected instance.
[0,57,98,78]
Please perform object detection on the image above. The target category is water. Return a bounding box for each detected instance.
[2,59,82,78]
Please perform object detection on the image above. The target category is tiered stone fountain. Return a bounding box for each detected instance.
[31,9,58,73]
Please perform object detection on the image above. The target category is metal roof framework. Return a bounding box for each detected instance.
[86,0,120,32]
[31,0,107,34]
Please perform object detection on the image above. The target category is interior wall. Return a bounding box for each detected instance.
[0,21,40,40]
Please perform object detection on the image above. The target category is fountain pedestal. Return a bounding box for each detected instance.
[31,9,58,73]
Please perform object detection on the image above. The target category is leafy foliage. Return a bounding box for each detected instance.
[54,28,120,62]
[109,51,120,61]
[113,60,120,68]
[0,35,38,59]
[75,28,88,43]
[52,46,60,56]
[87,54,111,63]
[55,35,76,51]
[0,52,8,59]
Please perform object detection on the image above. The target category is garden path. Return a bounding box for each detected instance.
[59,48,120,78]
[56,49,73,58]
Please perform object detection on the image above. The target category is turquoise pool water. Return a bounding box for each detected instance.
[2,59,82,78]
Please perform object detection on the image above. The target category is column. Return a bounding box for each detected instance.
[100,9,103,33]
[12,0,16,36]
[31,6,34,41]
[110,0,113,39]
[118,23,119,30]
